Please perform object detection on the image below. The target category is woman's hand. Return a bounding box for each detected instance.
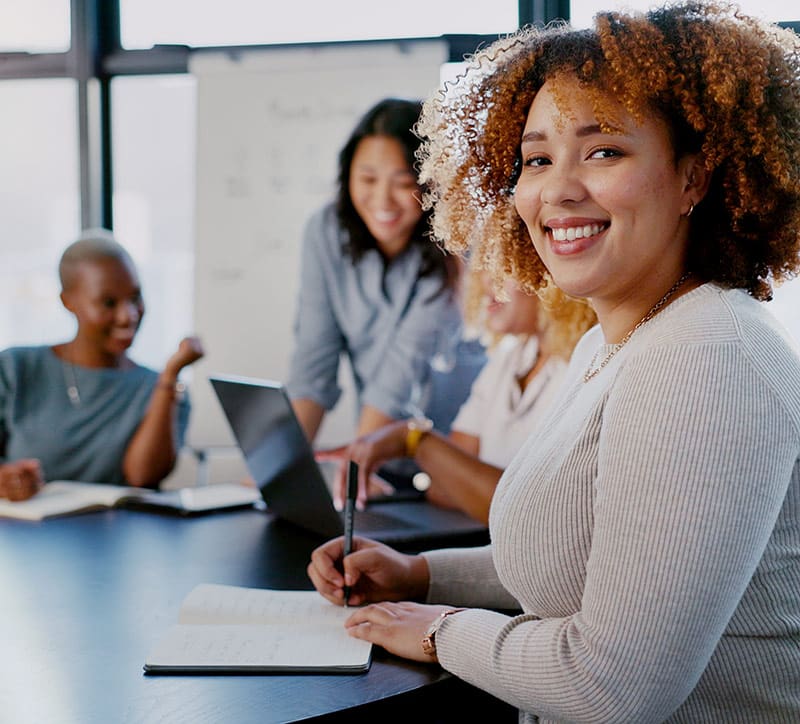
[0,459,44,501]
[316,420,408,509]
[164,335,204,377]
[345,602,460,663]
[307,535,429,607]
[316,448,395,510]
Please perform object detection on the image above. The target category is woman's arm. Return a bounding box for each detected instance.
[416,430,500,524]
[431,342,800,721]
[122,337,203,487]
[324,418,501,523]
[292,398,326,442]
[354,404,395,437]
[285,209,347,442]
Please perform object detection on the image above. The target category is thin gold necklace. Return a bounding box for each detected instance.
[583,273,691,383]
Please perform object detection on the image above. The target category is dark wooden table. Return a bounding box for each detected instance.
[0,507,515,723]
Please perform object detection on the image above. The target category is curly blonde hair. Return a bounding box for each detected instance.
[417,1,800,301]
[461,264,597,360]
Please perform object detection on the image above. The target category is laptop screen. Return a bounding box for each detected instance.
[209,374,344,539]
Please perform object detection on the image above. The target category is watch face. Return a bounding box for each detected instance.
[421,613,443,657]
[420,608,465,658]
[422,632,436,656]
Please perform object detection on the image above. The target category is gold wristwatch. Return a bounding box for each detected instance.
[405,416,433,458]
[421,608,465,658]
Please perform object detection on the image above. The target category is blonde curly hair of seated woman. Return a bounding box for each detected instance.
[460,261,597,362]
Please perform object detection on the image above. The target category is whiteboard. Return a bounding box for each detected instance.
[189,39,448,447]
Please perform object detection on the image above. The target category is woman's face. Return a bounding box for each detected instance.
[513,78,697,316]
[61,257,144,358]
[348,135,423,259]
[484,276,541,336]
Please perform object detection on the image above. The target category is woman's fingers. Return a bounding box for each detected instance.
[0,459,44,501]
[308,536,397,606]
[306,561,346,605]
[367,473,395,498]
[344,601,454,663]
[333,460,346,511]
[314,445,348,461]
[308,536,346,587]
[308,535,374,601]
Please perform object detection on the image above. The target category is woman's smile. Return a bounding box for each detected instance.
[543,219,609,255]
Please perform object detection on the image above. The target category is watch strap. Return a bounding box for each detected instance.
[421,608,465,658]
[405,417,434,458]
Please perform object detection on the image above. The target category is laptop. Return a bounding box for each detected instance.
[209,374,488,545]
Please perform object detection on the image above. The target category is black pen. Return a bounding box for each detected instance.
[342,460,358,607]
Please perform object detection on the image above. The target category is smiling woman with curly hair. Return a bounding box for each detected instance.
[418,1,800,303]
[307,4,800,722]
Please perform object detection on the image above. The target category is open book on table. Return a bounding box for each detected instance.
[144,583,372,674]
[0,480,262,521]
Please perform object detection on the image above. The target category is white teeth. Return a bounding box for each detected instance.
[550,223,603,241]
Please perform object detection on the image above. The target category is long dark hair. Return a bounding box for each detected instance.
[336,98,453,289]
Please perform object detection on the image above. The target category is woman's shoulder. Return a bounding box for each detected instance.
[636,284,800,405]
[650,284,799,354]
[0,347,58,393]
[302,202,344,253]
[487,334,535,366]
[0,345,54,369]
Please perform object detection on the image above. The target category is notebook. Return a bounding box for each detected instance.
[144,583,371,674]
[208,374,488,545]
[0,480,261,521]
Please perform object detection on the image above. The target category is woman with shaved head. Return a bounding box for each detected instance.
[0,229,203,500]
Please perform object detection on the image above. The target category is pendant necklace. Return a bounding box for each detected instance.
[61,351,81,407]
[583,273,691,383]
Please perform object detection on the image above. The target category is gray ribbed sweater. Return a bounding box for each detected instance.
[423,284,800,723]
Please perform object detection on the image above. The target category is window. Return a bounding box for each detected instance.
[120,0,518,48]
[0,0,70,52]
[570,0,797,28]
[110,74,197,369]
[0,79,79,350]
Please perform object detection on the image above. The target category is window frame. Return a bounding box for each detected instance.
[0,0,794,231]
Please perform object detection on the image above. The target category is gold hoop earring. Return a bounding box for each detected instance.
[685,202,695,217]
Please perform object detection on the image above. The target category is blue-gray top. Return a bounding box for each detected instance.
[0,345,190,484]
[286,203,462,419]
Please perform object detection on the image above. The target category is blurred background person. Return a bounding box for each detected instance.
[0,229,203,500]
[286,98,469,447]
[321,271,596,521]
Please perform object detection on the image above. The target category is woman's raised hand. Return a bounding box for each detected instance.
[165,336,205,376]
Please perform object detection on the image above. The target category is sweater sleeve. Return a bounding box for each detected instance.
[423,545,521,610]
[285,209,346,411]
[434,342,799,722]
